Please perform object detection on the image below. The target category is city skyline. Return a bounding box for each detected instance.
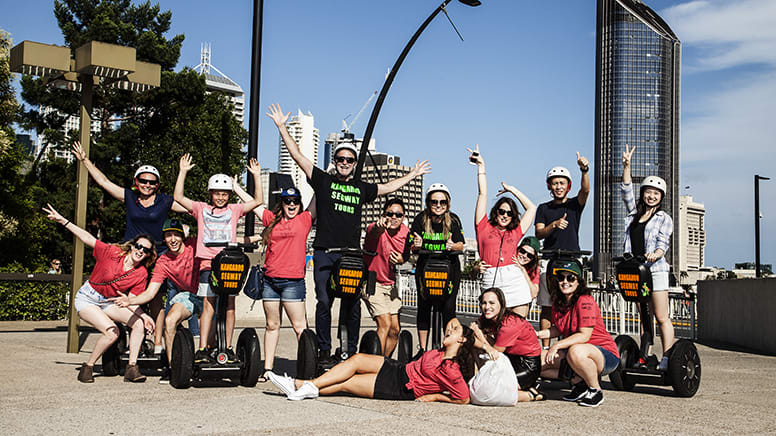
[4,0,775,269]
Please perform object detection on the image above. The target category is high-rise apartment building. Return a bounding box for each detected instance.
[594,0,681,281]
[194,43,245,123]
[35,105,101,163]
[278,110,319,207]
[359,152,424,236]
[678,195,706,284]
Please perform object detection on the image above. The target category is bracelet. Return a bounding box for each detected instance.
[62,220,70,227]
[580,166,589,173]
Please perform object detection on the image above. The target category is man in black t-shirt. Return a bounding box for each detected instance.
[267,104,430,360]
[534,152,590,347]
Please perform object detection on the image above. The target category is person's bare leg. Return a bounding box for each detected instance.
[105,306,144,365]
[319,374,378,397]
[652,291,675,354]
[375,314,391,355]
[565,344,605,390]
[294,353,384,390]
[263,300,282,371]
[199,297,215,350]
[164,304,191,364]
[283,301,307,340]
[540,306,552,348]
[77,306,120,366]
[150,292,165,347]
[384,314,400,357]
[225,296,236,348]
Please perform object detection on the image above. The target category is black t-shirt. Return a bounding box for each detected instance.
[629,215,651,256]
[535,196,585,251]
[404,212,465,272]
[309,167,378,249]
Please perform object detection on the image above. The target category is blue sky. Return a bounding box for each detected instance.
[4,0,775,269]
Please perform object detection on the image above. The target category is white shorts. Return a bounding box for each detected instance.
[536,260,552,307]
[481,264,532,307]
[651,271,669,292]
[73,281,114,313]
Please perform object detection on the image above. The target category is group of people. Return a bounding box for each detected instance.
[45,103,675,409]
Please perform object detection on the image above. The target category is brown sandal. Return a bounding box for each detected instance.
[527,387,546,401]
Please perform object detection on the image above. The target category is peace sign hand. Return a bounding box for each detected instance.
[622,144,636,168]
[466,144,483,166]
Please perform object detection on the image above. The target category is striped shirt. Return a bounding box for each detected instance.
[621,183,673,273]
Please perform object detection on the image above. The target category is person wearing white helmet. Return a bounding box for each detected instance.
[266,103,430,363]
[173,153,263,364]
[403,182,465,354]
[621,145,674,371]
[534,151,591,348]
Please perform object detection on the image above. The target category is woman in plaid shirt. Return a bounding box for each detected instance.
[621,145,675,371]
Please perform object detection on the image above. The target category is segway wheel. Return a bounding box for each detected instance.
[170,327,194,389]
[101,323,127,376]
[397,330,413,364]
[668,340,701,397]
[359,330,382,356]
[296,329,318,380]
[609,335,638,391]
[237,328,262,387]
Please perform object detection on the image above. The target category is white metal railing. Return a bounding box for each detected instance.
[397,271,696,339]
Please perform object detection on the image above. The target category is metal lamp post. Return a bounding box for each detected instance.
[353,0,481,178]
[10,40,161,353]
[755,174,770,278]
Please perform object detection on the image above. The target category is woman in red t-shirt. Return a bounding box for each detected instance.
[471,287,544,402]
[268,318,475,403]
[469,145,537,316]
[43,204,157,384]
[536,260,620,408]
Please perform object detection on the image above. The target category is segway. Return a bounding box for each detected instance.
[608,253,701,397]
[101,320,168,377]
[169,242,262,389]
[296,248,379,379]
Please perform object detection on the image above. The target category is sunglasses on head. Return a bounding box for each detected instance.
[554,273,578,283]
[497,208,514,217]
[282,197,301,205]
[384,211,404,218]
[334,156,357,164]
[137,178,159,186]
[517,247,535,259]
[132,242,153,255]
[429,199,448,206]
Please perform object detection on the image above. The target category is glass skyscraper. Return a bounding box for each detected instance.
[594,0,681,281]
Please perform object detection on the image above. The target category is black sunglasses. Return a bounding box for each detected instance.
[282,197,301,205]
[497,209,514,217]
[384,212,404,218]
[554,273,578,283]
[136,178,159,186]
[132,242,153,255]
[517,247,535,259]
[334,156,357,164]
[429,199,449,206]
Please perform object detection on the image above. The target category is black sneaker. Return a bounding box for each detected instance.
[159,367,170,384]
[579,388,605,407]
[225,347,238,364]
[563,381,589,402]
[194,348,212,364]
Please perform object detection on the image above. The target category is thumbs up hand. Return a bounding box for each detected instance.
[553,213,568,231]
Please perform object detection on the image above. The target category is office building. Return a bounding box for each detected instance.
[359,152,424,235]
[678,195,706,284]
[194,43,245,123]
[278,110,319,207]
[35,105,101,163]
[594,0,681,281]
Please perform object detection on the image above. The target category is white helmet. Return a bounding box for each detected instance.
[334,142,358,158]
[426,183,450,198]
[207,174,233,191]
[546,166,571,182]
[641,176,667,195]
[134,165,160,180]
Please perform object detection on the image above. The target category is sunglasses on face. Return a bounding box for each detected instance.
[136,178,159,186]
[132,242,153,255]
[497,209,514,217]
[429,199,449,206]
[384,212,404,218]
[282,197,301,205]
[554,273,578,283]
[517,247,535,259]
[52,262,60,266]
[334,156,357,164]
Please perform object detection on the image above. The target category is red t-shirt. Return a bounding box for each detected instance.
[190,202,245,271]
[262,208,312,279]
[405,349,469,400]
[88,240,148,298]
[552,295,619,357]
[363,222,409,286]
[493,314,541,357]
[475,216,524,267]
[151,238,198,292]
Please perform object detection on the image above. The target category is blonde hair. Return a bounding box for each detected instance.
[118,234,157,269]
[423,191,452,238]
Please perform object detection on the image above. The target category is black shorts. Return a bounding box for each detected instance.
[507,354,541,390]
[373,357,415,400]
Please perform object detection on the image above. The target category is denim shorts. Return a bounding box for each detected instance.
[169,292,203,317]
[596,346,620,376]
[73,281,114,313]
[262,276,306,302]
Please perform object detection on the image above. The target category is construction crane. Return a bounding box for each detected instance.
[341,90,378,139]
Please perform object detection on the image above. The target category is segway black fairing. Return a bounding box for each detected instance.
[615,255,653,303]
[296,329,319,380]
[419,257,452,303]
[210,247,251,296]
[329,255,367,299]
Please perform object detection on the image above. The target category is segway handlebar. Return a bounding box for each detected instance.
[204,241,258,250]
[540,249,591,258]
[416,249,463,255]
[324,247,378,257]
[612,252,648,263]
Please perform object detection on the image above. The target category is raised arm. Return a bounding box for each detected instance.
[376,159,431,196]
[468,145,488,224]
[622,145,634,185]
[71,141,125,202]
[306,194,317,221]
[577,152,590,206]
[497,182,536,232]
[266,104,314,180]
[241,158,264,215]
[42,203,96,248]
[173,154,196,213]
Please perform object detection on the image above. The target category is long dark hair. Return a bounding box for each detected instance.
[488,197,520,231]
[549,272,590,313]
[477,287,520,340]
[260,202,284,247]
[452,325,476,382]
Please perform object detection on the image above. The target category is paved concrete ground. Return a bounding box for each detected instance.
[1,314,775,436]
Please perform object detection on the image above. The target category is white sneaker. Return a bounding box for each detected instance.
[658,356,669,371]
[267,372,297,397]
[288,381,319,401]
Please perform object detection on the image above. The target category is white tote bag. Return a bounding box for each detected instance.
[468,353,519,406]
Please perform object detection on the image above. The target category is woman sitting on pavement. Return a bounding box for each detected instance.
[536,260,619,407]
[268,318,475,403]
[43,204,156,383]
[471,287,544,402]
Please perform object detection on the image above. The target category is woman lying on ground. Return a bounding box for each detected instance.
[268,318,475,403]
